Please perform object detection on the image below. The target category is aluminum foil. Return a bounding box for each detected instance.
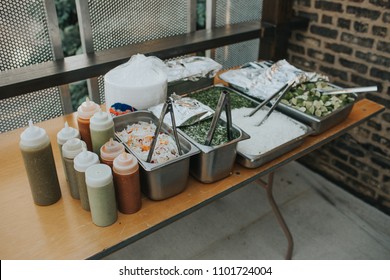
[166,56,222,83]
[148,94,214,127]
[219,59,328,100]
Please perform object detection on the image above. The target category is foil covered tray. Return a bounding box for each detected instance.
[219,60,357,135]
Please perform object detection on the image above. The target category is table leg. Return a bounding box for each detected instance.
[256,172,294,260]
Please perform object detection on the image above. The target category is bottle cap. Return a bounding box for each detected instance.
[74,148,100,172]
[20,120,49,148]
[57,121,80,145]
[62,138,86,159]
[113,152,139,175]
[90,111,114,131]
[77,97,100,120]
[100,138,125,161]
[85,164,113,188]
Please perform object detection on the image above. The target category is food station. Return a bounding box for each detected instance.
[0,53,384,260]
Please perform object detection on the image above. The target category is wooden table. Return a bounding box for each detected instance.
[0,99,384,259]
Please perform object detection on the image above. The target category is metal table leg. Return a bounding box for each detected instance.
[256,172,294,260]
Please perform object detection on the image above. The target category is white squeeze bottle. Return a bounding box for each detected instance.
[62,138,86,199]
[90,110,115,156]
[77,97,100,152]
[74,149,100,211]
[86,164,118,227]
[20,120,62,206]
[57,121,80,181]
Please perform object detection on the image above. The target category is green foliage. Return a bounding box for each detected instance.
[55,0,86,109]
[197,0,206,30]
[55,0,81,56]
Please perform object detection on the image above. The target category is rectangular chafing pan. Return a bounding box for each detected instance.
[186,85,312,169]
[178,120,250,183]
[114,111,199,200]
[276,91,357,135]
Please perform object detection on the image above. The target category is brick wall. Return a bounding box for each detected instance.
[287,0,390,214]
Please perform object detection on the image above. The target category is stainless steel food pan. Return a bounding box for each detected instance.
[114,111,199,200]
[235,119,313,169]
[178,120,250,183]
[276,83,357,135]
[277,98,356,135]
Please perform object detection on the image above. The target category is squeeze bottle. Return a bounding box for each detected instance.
[62,138,86,199]
[57,121,80,181]
[77,98,100,151]
[86,164,117,227]
[90,110,115,156]
[74,149,100,211]
[100,138,125,168]
[20,120,61,206]
[113,152,141,214]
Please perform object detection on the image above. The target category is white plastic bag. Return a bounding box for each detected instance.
[104,54,168,115]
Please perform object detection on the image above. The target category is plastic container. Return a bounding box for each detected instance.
[74,149,100,211]
[104,54,167,116]
[100,138,125,168]
[85,164,117,227]
[77,98,100,151]
[20,120,61,206]
[113,152,141,214]
[62,138,86,199]
[90,111,115,156]
[57,122,80,181]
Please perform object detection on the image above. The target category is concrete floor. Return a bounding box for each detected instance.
[104,161,390,260]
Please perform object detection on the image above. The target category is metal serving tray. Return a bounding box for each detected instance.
[231,80,357,135]
[186,85,312,169]
[235,118,312,169]
[114,111,199,200]
[276,91,357,135]
[178,120,250,183]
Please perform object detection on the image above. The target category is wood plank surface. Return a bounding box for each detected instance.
[0,99,384,259]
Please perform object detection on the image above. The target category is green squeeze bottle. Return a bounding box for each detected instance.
[90,111,115,156]
[20,120,61,206]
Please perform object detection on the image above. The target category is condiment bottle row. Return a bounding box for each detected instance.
[19,98,142,227]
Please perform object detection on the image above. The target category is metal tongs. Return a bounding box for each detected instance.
[204,90,233,146]
[146,98,183,163]
[246,80,295,126]
[317,86,377,95]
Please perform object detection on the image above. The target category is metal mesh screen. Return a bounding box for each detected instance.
[214,0,263,68]
[86,0,191,100]
[215,39,260,69]
[0,0,53,71]
[0,88,63,133]
[87,0,189,51]
[0,0,63,132]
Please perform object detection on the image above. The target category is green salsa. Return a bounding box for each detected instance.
[189,87,257,109]
[180,118,239,146]
[180,87,251,146]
